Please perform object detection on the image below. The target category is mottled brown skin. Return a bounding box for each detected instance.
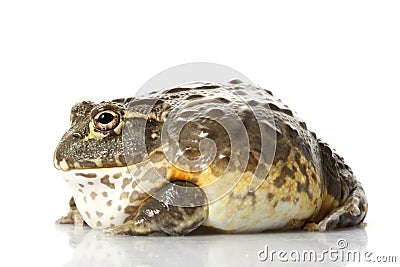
[55,80,367,235]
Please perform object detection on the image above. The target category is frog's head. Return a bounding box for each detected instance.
[54,98,168,172]
[54,101,129,171]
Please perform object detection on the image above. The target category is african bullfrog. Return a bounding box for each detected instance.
[54,81,367,235]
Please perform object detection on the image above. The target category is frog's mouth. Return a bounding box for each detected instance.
[54,157,100,171]
[53,156,127,172]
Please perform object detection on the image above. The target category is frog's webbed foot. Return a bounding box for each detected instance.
[56,197,85,227]
[305,182,367,231]
[104,181,208,236]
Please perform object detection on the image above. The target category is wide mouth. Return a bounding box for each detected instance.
[53,157,126,172]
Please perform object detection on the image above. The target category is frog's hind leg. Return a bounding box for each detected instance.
[56,197,85,226]
[306,182,367,231]
[305,142,368,231]
[104,181,208,236]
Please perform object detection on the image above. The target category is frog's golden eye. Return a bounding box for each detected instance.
[93,110,120,131]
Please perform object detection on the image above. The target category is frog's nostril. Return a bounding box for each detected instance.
[72,132,82,139]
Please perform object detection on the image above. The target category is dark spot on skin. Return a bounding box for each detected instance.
[120,192,129,200]
[311,173,317,182]
[96,221,102,227]
[267,192,274,201]
[83,196,87,203]
[294,152,301,163]
[296,177,313,200]
[206,108,224,117]
[299,121,307,130]
[151,151,164,163]
[247,100,259,106]
[121,177,133,190]
[113,173,122,179]
[311,131,317,139]
[282,165,294,179]
[294,197,299,203]
[298,163,308,177]
[110,216,115,221]
[268,103,293,116]
[274,175,286,188]
[85,211,91,219]
[165,87,190,94]
[273,201,278,208]
[145,169,162,183]
[96,211,104,217]
[79,183,84,188]
[169,210,184,221]
[264,89,273,96]
[170,84,220,91]
[102,192,108,197]
[228,79,243,84]
[274,165,293,187]
[106,200,113,206]
[134,168,141,177]
[227,192,245,202]
[186,94,204,100]
[100,175,115,189]
[90,192,97,200]
[75,173,97,178]
[117,205,122,211]
[214,97,230,104]
[88,181,94,185]
[129,191,140,203]
[156,167,167,178]
[124,205,138,215]
[78,189,83,193]
[274,142,291,162]
[281,196,291,202]
[184,207,196,215]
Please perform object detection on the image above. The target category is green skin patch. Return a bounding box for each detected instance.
[55,81,367,235]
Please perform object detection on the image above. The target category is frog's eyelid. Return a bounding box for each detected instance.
[70,113,77,125]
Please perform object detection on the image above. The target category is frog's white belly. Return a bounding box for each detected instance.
[62,166,149,229]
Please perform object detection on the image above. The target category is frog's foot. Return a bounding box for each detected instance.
[104,181,208,236]
[56,209,84,226]
[305,182,367,231]
[56,197,85,227]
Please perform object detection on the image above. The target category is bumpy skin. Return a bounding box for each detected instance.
[54,81,367,235]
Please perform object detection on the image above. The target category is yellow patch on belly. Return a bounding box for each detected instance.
[201,148,323,232]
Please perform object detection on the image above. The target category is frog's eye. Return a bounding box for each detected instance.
[93,110,120,131]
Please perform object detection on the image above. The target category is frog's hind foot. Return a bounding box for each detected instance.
[305,182,367,231]
[104,181,208,236]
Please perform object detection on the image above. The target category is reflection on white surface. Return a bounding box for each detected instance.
[57,225,368,267]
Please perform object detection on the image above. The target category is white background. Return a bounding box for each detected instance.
[1,1,399,266]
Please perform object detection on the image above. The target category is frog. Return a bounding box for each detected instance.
[54,80,367,235]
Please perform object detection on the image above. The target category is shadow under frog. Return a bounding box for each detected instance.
[56,224,368,267]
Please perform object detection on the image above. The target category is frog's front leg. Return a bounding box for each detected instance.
[56,197,85,227]
[104,181,209,236]
[305,181,367,231]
